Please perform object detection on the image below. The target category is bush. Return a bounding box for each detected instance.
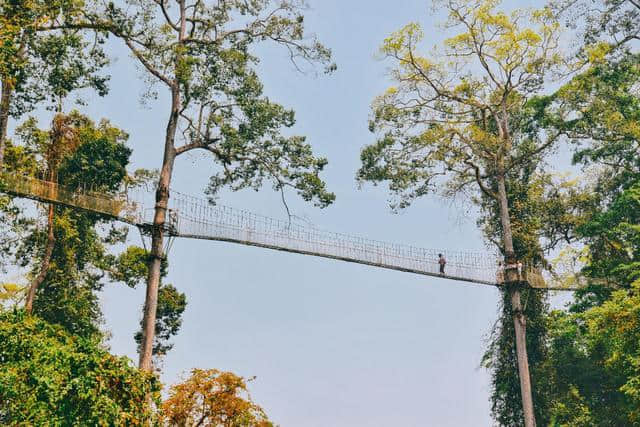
[0,310,160,425]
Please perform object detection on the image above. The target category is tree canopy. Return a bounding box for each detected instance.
[1,0,640,424]
[0,0,110,165]
[357,2,572,425]
[359,0,563,211]
[0,310,160,425]
[162,369,273,427]
[104,0,336,206]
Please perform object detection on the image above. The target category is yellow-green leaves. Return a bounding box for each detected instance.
[440,0,563,79]
[381,22,423,55]
[361,0,567,211]
[548,281,640,425]
[585,42,613,64]
[0,282,24,303]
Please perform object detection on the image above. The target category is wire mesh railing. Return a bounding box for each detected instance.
[0,172,141,223]
[1,173,557,288]
[165,190,501,284]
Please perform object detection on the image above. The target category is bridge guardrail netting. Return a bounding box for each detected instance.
[166,190,501,283]
[2,173,557,287]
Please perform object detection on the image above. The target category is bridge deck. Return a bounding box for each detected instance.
[1,173,573,290]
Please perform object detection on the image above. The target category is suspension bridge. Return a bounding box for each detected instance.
[0,172,576,290]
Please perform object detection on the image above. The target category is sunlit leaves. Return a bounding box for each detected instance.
[0,311,160,425]
[105,0,336,208]
[5,113,135,338]
[546,282,640,425]
[0,0,110,115]
[162,369,273,427]
[0,282,24,304]
[359,0,567,210]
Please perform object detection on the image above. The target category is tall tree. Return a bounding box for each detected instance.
[357,1,567,425]
[0,0,109,166]
[542,0,640,299]
[5,113,133,338]
[543,183,640,426]
[102,0,336,371]
[19,113,89,313]
[522,1,640,422]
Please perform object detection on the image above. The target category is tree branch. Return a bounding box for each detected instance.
[123,38,174,87]
[175,139,221,156]
[465,160,497,200]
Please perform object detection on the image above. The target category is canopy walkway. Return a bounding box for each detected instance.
[0,172,574,290]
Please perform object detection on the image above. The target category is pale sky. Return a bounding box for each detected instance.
[37,0,548,425]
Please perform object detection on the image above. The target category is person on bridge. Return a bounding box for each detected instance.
[438,253,446,275]
[517,260,523,280]
[496,261,504,284]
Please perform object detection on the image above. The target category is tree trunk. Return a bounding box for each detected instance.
[0,80,12,168]
[497,174,536,427]
[139,2,188,372]
[138,86,180,372]
[25,204,55,314]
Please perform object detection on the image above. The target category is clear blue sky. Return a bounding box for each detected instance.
[76,0,540,425]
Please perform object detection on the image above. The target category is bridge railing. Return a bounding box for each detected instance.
[164,193,502,283]
[0,172,141,223]
[1,173,558,288]
[169,191,498,260]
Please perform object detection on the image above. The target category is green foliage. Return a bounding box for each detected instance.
[103,0,336,207]
[361,4,572,424]
[1,137,39,175]
[0,0,53,85]
[112,245,159,288]
[57,122,130,192]
[358,0,564,210]
[579,180,640,286]
[0,0,110,115]
[545,283,640,426]
[28,30,109,105]
[478,171,557,425]
[483,289,551,426]
[111,245,186,360]
[548,52,640,195]
[135,283,187,359]
[6,113,134,338]
[476,137,598,424]
[0,310,160,425]
[533,4,640,423]
[27,210,112,338]
[539,20,640,303]
[552,0,640,50]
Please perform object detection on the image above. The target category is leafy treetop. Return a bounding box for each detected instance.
[102,0,336,207]
[162,368,273,427]
[358,0,565,210]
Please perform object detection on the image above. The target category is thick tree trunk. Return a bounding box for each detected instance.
[497,174,536,427]
[25,204,55,314]
[139,2,188,372]
[0,80,12,168]
[138,87,180,372]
